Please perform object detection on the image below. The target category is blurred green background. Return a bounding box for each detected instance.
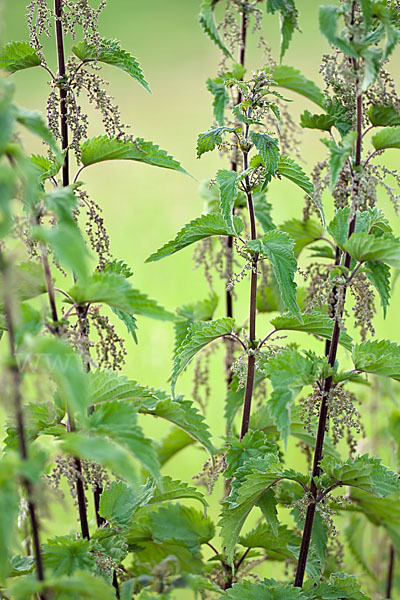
[2,0,400,596]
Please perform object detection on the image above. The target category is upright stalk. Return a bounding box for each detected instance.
[239,120,258,440]
[385,544,395,599]
[225,6,248,387]
[51,0,90,542]
[294,64,363,588]
[0,252,46,600]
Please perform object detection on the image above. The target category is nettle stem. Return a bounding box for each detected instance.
[52,0,91,542]
[240,147,258,440]
[225,6,248,387]
[294,69,363,588]
[386,544,395,598]
[0,252,46,599]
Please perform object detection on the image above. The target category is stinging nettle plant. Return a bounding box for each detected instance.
[2,0,400,599]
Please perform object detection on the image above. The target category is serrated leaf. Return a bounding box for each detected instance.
[0,41,41,73]
[196,125,235,158]
[323,130,357,190]
[247,230,299,318]
[72,39,150,92]
[253,189,275,232]
[68,272,175,320]
[319,5,358,57]
[264,347,322,446]
[267,0,299,61]
[62,433,138,489]
[156,427,195,466]
[146,212,243,262]
[138,392,215,457]
[280,218,323,255]
[353,339,400,381]
[23,336,88,416]
[207,77,229,125]
[172,317,234,394]
[271,311,353,351]
[87,400,160,481]
[364,260,391,317]
[300,110,335,131]
[175,293,218,351]
[368,104,400,127]
[216,169,239,234]
[99,481,140,527]
[148,476,207,508]
[88,370,154,405]
[81,135,187,174]
[344,232,400,268]
[42,536,95,576]
[306,571,370,599]
[250,132,280,176]
[371,126,400,150]
[320,454,400,497]
[272,64,325,108]
[219,578,311,599]
[6,571,116,600]
[148,503,215,553]
[16,107,61,159]
[0,459,19,583]
[327,206,391,249]
[276,156,314,197]
[199,0,233,58]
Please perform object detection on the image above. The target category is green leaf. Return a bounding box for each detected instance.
[219,579,310,599]
[280,219,323,255]
[276,156,314,197]
[175,293,218,350]
[250,132,280,176]
[138,391,215,457]
[81,135,187,174]
[199,0,233,58]
[368,104,400,127]
[305,571,370,599]
[99,481,144,527]
[319,5,358,57]
[147,476,207,509]
[42,536,95,576]
[267,0,299,61]
[247,230,299,318]
[371,126,400,150]
[68,272,175,320]
[364,260,391,317]
[327,206,391,249]
[6,571,116,600]
[271,311,353,351]
[345,515,376,579]
[112,308,138,343]
[196,125,235,158]
[344,232,400,268]
[87,400,160,482]
[207,77,229,125]
[300,110,335,132]
[88,371,214,456]
[62,433,138,489]
[253,189,275,233]
[272,64,325,108]
[323,130,357,190]
[172,317,234,394]
[146,212,243,262]
[24,336,88,416]
[0,41,40,73]
[0,261,46,304]
[224,431,278,479]
[33,222,90,281]
[152,504,214,552]
[16,107,61,160]
[216,169,239,234]
[0,459,19,583]
[264,347,322,446]
[320,454,400,497]
[353,339,400,381]
[157,427,195,466]
[72,39,150,92]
